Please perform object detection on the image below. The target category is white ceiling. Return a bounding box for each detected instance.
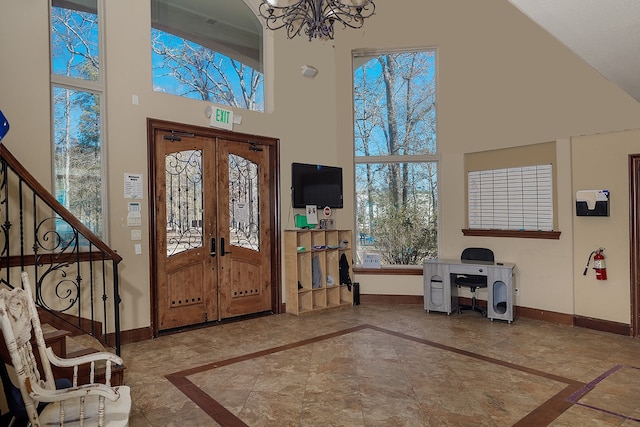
[152,0,263,71]
[509,0,640,103]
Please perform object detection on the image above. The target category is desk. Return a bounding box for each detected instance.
[423,259,516,322]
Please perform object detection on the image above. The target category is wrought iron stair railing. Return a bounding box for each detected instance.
[0,145,123,355]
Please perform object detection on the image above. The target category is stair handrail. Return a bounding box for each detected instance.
[0,145,121,262]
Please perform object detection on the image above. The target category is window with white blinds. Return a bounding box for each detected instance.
[468,164,553,231]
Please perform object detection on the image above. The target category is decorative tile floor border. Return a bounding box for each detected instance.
[566,364,640,423]
[165,324,618,426]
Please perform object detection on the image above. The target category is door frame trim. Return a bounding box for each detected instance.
[147,118,281,337]
[629,154,640,337]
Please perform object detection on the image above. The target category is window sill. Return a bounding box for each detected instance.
[353,266,423,275]
[461,229,561,239]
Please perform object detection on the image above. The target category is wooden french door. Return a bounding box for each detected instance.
[149,120,279,333]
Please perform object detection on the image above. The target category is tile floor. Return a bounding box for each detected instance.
[122,305,640,426]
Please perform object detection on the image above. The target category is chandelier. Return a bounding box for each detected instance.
[258,0,376,41]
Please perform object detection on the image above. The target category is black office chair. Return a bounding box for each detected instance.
[454,247,494,316]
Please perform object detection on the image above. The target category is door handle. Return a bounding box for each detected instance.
[220,237,231,256]
[210,237,216,257]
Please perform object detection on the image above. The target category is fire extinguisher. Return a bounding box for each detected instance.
[583,248,607,280]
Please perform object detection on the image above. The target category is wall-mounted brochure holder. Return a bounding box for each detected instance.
[576,190,609,216]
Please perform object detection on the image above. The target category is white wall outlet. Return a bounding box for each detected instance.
[134,244,142,255]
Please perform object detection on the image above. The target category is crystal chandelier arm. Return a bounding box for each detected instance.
[258,0,308,31]
[324,1,375,30]
[288,3,315,39]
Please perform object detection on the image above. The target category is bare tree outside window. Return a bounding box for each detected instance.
[151,29,264,112]
[53,87,102,238]
[353,50,438,265]
[51,1,103,239]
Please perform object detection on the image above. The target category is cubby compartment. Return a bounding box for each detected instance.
[297,252,311,289]
[298,289,312,313]
[326,286,341,306]
[312,288,327,309]
[297,232,311,251]
[325,249,339,287]
[325,230,339,248]
[311,231,326,249]
[310,252,326,288]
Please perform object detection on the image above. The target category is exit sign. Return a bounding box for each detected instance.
[209,106,234,130]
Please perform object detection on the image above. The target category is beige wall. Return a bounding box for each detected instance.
[1,0,640,330]
[571,130,640,323]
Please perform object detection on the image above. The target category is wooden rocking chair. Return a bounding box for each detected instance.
[0,272,131,427]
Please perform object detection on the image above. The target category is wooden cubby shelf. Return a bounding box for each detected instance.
[284,229,353,315]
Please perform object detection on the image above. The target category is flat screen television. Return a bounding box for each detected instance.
[292,162,343,208]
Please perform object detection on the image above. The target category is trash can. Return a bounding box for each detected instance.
[353,282,360,305]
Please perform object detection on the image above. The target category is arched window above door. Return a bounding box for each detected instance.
[151,0,264,112]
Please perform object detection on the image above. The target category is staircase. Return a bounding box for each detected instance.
[0,145,123,357]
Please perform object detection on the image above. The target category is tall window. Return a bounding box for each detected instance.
[353,49,438,266]
[51,0,104,238]
[151,0,264,112]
